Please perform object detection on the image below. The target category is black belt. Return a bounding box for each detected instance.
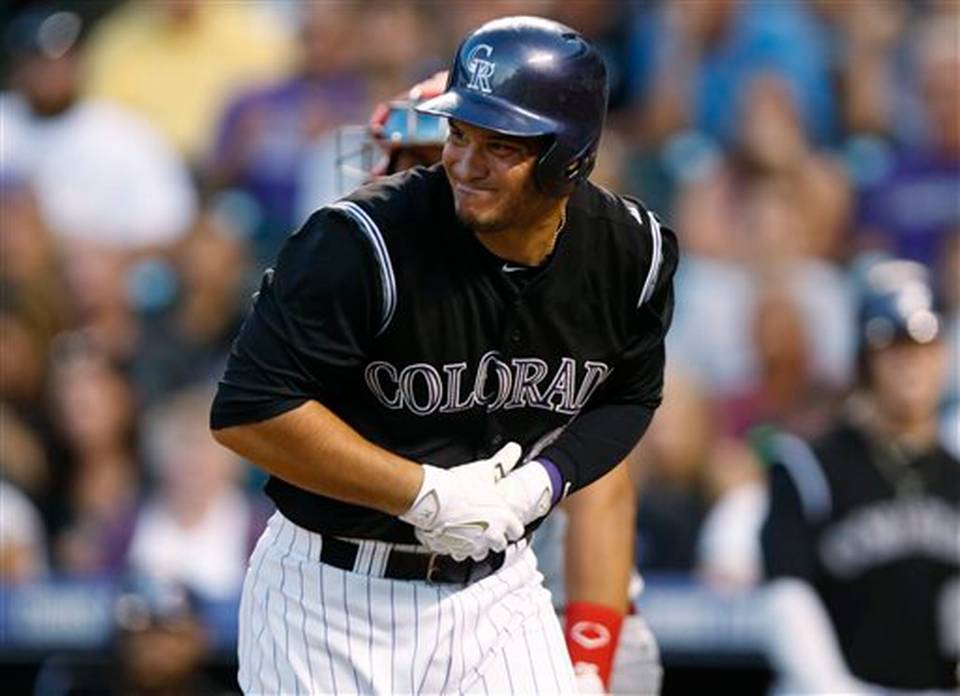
[319,535,509,585]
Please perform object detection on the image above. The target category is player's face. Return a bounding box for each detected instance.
[867,339,947,425]
[442,120,549,234]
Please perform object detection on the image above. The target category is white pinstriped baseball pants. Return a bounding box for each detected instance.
[238,511,577,695]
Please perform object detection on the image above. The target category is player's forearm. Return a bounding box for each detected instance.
[763,578,869,694]
[542,402,653,494]
[563,461,636,610]
[211,400,423,515]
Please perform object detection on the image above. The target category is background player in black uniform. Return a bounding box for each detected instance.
[761,258,958,694]
[210,16,678,695]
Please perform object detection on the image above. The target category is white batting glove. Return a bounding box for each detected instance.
[400,443,525,562]
[573,663,607,694]
[496,460,554,526]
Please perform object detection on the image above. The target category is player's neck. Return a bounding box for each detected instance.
[876,412,939,451]
[858,396,939,451]
[477,202,568,267]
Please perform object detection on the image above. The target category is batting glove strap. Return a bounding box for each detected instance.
[564,601,625,690]
[498,460,555,525]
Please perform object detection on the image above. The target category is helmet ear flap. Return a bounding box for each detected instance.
[567,145,598,182]
[535,138,599,197]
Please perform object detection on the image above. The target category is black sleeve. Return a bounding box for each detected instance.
[210,209,380,429]
[539,402,652,492]
[761,463,819,581]
[540,223,678,493]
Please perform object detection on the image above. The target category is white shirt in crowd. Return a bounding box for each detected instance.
[0,480,48,579]
[126,489,253,600]
[1,94,196,248]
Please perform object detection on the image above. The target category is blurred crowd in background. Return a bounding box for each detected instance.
[0,0,957,690]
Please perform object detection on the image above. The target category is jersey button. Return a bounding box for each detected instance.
[491,434,504,448]
[511,329,522,343]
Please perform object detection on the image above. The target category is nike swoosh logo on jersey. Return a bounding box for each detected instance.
[502,264,528,273]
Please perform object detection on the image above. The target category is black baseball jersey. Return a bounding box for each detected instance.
[761,421,960,690]
[212,164,677,542]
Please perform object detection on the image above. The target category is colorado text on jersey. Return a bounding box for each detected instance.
[364,351,613,416]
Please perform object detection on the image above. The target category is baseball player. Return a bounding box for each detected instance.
[211,16,678,695]
[760,258,959,694]
[345,80,663,696]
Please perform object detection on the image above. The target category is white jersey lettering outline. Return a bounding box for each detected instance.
[364,355,613,417]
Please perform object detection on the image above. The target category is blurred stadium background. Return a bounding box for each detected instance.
[0,0,956,694]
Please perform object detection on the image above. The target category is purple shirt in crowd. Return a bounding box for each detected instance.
[212,74,367,234]
[857,149,960,270]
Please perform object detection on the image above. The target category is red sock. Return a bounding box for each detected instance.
[564,601,625,688]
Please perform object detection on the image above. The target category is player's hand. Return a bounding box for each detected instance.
[573,663,607,694]
[408,70,448,101]
[496,460,554,526]
[369,70,448,135]
[400,443,525,562]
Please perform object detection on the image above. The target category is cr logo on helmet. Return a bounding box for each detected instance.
[466,44,496,93]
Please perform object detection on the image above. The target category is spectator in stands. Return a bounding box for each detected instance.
[0,179,69,354]
[126,386,268,600]
[664,240,757,397]
[48,337,140,576]
[623,0,842,218]
[435,0,554,57]
[29,575,218,695]
[641,0,837,148]
[82,0,292,164]
[0,303,53,435]
[207,3,367,262]
[667,72,855,400]
[635,368,767,588]
[59,242,143,365]
[130,209,249,406]
[0,183,67,522]
[0,404,50,510]
[113,578,217,696]
[351,1,440,103]
[855,14,960,273]
[808,0,909,139]
[719,284,847,440]
[634,371,719,571]
[676,73,850,264]
[0,289,74,542]
[1,7,196,252]
[0,479,49,583]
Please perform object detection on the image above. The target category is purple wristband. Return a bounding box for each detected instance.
[535,458,565,506]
